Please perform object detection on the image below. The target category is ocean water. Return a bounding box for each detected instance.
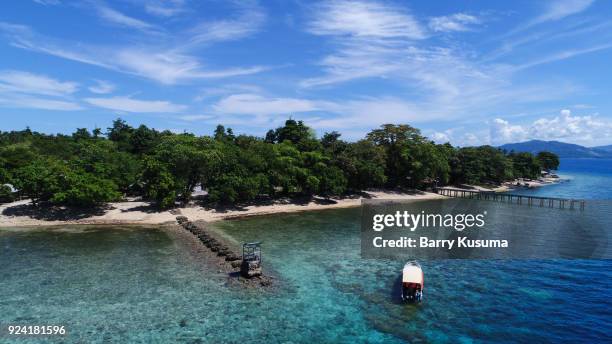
[511,158,612,199]
[1,159,611,343]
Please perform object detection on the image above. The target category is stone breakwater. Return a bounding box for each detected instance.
[175,216,274,289]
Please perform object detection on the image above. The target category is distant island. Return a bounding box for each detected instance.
[500,140,612,159]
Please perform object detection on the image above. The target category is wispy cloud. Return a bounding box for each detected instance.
[0,22,268,84]
[0,70,78,96]
[194,84,263,101]
[186,2,266,46]
[32,0,60,5]
[299,0,605,134]
[514,43,612,71]
[531,0,594,26]
[307,0,425,39]
[507,0,595,36]
[485,20,612,61]
[428,13,480,32]
[302,1,427,87]
[84,96,186,113]
[0,70,82,111]
[144,0,186,17]
[88,79,115,94]
[95,3,158,33]
[213,94,322,115]
[0,94,82,111]
[179,114,216,122]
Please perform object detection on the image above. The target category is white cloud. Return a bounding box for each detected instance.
[429,13,480,32]
[213,94,320,115]
[489,118,528,145]
[96,4,158,33]
[302,2,487,94]
[0,70,78,96]
[514,44,612,71]
[179,114,215,122]
[0,23,268,84]
[302,1,426,87]
[307,97,425,129]
[32,0,60,5]
[529,109,612,143]
[84,96,186,113]
[430,132,450,143]
[307,0,425,39]
[508,0,595,35]
[0,94,81,111]
[0,70,81,111]
[302,1,425,87]
[490,110,612,146]
[88,79,115,94]
[186,3,266,46]
[194,84,263,101]
[532,0,594,25]
[144,0,186,17]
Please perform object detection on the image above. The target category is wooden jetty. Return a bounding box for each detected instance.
[436,187,585,211]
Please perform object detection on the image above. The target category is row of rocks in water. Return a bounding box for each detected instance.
[176,216,242,263]
[175,216,274,289]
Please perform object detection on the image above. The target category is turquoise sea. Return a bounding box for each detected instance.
[1,159,611,343]
[512,158,612,199]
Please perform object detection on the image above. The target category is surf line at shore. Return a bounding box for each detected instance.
[372,236,509,249]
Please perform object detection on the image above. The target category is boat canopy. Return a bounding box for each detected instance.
[402,263,423,285]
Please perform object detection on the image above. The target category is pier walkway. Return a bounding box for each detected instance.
[436,187,586,211]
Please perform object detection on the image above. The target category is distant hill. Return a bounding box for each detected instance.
[499,140,612,158]
[593,144,612,153]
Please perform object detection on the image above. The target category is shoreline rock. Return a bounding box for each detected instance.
[175,217,275,290]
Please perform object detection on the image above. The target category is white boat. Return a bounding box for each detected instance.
[401,261,424,302]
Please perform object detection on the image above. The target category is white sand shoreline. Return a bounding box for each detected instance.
[0,176,566,228]
[0,190,445,228]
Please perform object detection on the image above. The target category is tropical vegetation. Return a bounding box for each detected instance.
[0,119,557,208]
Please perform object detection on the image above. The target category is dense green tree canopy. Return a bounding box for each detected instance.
[0,119,557,208]
[536,151,560,171]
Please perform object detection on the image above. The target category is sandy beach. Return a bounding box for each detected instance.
[444,176,563,193]
[0,190,445,228]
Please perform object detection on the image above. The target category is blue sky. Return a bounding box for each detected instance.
[1,0,612,146]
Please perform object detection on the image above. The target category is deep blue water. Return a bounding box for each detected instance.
[0,158,610,343]
[512,158,612,199]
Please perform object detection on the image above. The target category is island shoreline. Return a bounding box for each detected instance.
[0,190,446,228]
[0,177,564,229]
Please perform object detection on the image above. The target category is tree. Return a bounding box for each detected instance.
[107,118,134,151]
[13,158,64,205]
[50,170,120,207]
[449,146,515,185]
[141,157,178,209]
[510,152,541,179]
[13,157,120,207]
[1,119,547,209]
[366,124,441,188]
[149,135,222,202]
[213,125,236,142]
[536,151,560,171]
[0,184,13,203]
[129,125,160,155]
[0,142,37,171]
[335,140,386,190]
[270,119,321,151]
[73,128,92,141]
